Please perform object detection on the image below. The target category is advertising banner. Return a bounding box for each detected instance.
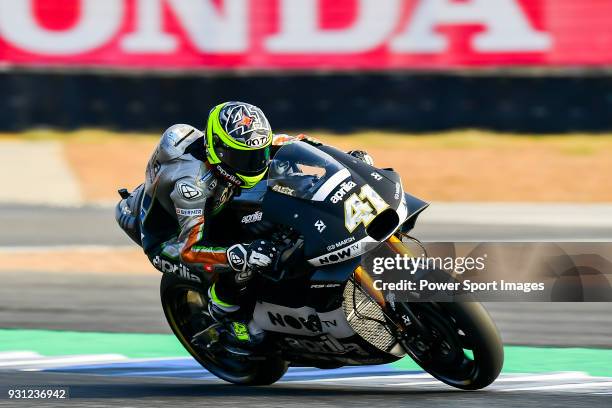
[1,0,611,70]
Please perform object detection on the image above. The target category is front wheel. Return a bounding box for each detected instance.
[160,273,288,385]
[394,301,503,390]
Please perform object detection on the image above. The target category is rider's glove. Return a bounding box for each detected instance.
[347,150,374,166]
[226,241,279,273]
[246,240,278,271]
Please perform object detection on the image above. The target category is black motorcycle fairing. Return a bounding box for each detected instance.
[213,180,276,240]
[264,331,401,367]
[262,191,348,259]
[310,257,361,284]
[320,145,430,234]
[262,142,408,264]
[319,145,404,211]
[153,139,504,390]
[401,192,429,233]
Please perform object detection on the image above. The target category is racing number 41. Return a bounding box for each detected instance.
[344,185,389,233]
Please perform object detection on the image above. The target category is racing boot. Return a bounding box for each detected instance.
[207,289,265,352]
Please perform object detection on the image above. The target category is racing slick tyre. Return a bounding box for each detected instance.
[396,301,504,390]
[160,273,288,385]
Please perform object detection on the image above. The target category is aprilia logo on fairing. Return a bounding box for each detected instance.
[284,335,368,356]
[153,256,201,283]
[241,211,263,224]
[330,181,356,204]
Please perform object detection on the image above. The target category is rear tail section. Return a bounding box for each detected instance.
[115,184,144,246]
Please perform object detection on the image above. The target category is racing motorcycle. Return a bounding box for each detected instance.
[120,141,503,390]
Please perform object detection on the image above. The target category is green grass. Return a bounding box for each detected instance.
[0,329,187,359]
[392,345,612,377]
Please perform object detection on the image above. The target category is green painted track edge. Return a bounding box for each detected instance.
[1,329,611,376]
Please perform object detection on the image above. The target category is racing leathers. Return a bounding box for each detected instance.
[138,124,307,310]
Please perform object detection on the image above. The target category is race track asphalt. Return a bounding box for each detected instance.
[1,204,611,407]
[1,204,610,346]
[1,268,611,347]
[2,203,612,246]
[1,370,611,408]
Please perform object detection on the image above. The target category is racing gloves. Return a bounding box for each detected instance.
[227,240,279,273]
[348,150,375,166]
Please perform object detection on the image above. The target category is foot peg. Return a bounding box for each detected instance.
[118,188,130,199]
[191,323,222,350]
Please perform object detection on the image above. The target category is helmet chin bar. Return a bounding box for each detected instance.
[210,157,268,190]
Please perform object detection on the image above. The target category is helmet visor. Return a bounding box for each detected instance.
[213,135,270,175]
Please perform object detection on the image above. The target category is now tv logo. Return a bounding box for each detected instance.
[0,0,551,66]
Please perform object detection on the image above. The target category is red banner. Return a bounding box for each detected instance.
[1,0,611,70]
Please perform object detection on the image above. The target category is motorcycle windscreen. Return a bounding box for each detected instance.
[267,141,345,201]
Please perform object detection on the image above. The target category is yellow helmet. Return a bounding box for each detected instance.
[206,102,272,189]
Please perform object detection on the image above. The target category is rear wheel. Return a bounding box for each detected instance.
[160,273,288,385]
[394,301,503,390]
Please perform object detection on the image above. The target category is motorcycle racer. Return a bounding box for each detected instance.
[116,101,373,346]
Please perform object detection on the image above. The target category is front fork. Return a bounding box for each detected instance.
[353,235,434,347]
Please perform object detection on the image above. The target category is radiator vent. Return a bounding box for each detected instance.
[342,279,396,353]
